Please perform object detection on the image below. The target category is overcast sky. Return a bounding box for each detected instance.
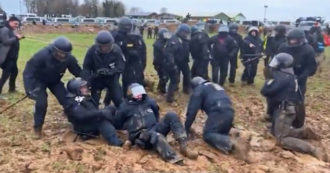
[1,0,329,21]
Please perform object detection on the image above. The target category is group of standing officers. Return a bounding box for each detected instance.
[0,14,328,164]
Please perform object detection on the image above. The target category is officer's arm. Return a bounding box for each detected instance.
[81,48,94,81]
[260,78,286,97]
[185,90,202,132]
[149,98,160,121]
[302,49,317,78]
[113,103,128,129]
[68,56,82,77]
[23,55,42,93]
[229,38,239,57]
[165,41,177,66]
[68,104,104,121]
[140,39,147,70]
[201,35,210,58]
[153,44,161,65]
[114,49,126,73]
[0,28,17,46]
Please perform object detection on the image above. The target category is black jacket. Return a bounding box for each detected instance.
[185,82,234,131]
[209,33,237,59]
[65,96,109,133]
[190,31,210,60]
[265,35,286,58]
[153,38,167,66]
[165,34,190,66]
[112,31,146,68]
[114,96,160,141]
[278,43,316,85]
[23,46,81,92]
[81,44,125,82]
[241,35,263,58]
[229,32,244,53]
[261,70,300,103]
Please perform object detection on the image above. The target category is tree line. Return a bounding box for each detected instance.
[24,0,125,18]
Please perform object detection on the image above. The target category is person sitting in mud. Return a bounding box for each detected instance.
[113,83,198,164]
[261,53,328,162]
[64,77,123,147]
[185,77,249,160]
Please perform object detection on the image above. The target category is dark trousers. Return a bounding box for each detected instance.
[191,58,209,79]
[74,119,122,146]
[122,63,144,97]
[92,75,123,107]
[242,58,259,84]
[154,64,168,93]
[203,108,234,153]
[133,112,187,161]
[211,57,229,86]
[273,104,316,156]
[0,60,18,94]
[166,67,179,103]
[34,82,67,129]
[177,61,191,93]
[228,54,238,83]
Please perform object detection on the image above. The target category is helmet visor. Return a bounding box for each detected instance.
[53,47,70,62]
[97,43,113,54]
[163,31,172,40]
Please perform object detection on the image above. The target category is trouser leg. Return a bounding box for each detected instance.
[219,57,229,86]
[34,86,48,129]
[98,120,123,146]
[0,70,10,94]
[229,54,238,83]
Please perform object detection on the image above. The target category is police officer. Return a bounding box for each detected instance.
[241,27,263,85]
[278,29,317,128]
[228,23,243,84]
[190,25,210,79]
[264,25,287,78]
[81,30,125,107]
[23,37,82,138]
[113,83,197,164]
[261,54,327,162]
[185,77,249,159]
[0,16,24,98]
[261,53,300,121]
[153,28,171,93]
[64,77,123,146]
[165,24,191,103]
[209,25,237,86]
[110,17,147,97]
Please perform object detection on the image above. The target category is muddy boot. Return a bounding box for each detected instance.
[312,147,329,162]
[178,138,198,160]
[303,127,321,140]
[33,126,43,139]
[122,140,132,150]
[168,155,184,165]
[231,135,251,163]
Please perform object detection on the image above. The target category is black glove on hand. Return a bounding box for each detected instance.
[97,68,112,76]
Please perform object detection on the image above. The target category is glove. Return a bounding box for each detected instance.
[27,87,40,100]
[96,68,114,76]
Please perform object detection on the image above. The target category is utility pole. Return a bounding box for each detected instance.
[264,5,268,23]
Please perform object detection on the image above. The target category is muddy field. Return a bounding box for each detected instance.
[0,27,329,172]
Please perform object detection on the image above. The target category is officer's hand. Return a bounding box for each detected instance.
[27,88,40,100]
[96,68,111,76]
[249,43,255,48]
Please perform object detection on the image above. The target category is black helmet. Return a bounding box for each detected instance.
[157,28,172,40]
[118,17,133,34]
[287,29,305,47]
[269,53,294,69]
[229,23,239,34]
[67,77,88,97]
[52,36,72,62]
[274,25,286,36]
[95,30,114,54]
[176,24,191,40]
[191,76,207,89]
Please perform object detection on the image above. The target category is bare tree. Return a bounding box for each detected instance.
[129,7,141,14]
[103,0,125,17]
